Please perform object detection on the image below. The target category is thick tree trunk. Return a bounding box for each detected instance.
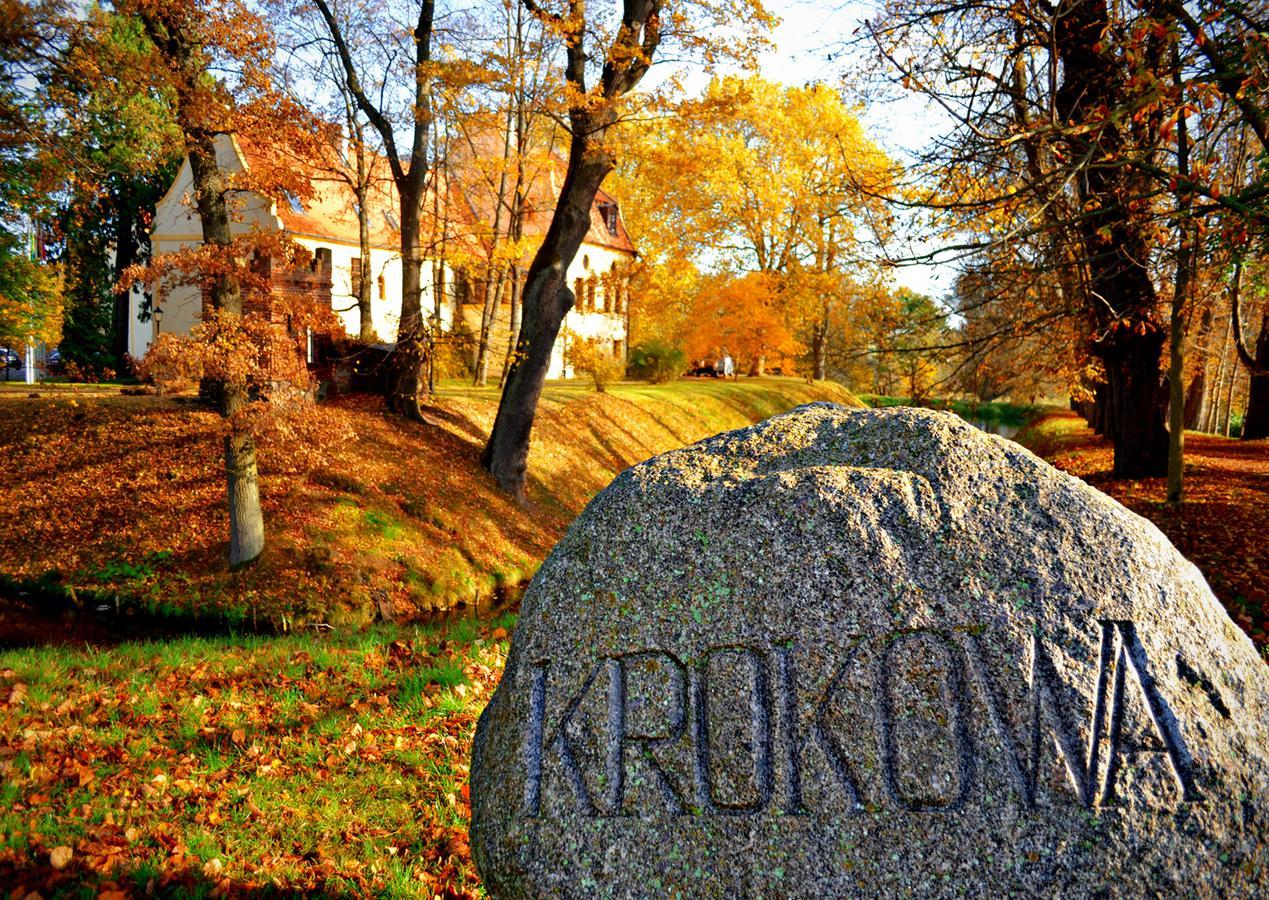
[1056,0,1168,478]
[1243,314,1269,439]
[482,143,612,496]
[223,387,264,565]
[1183,371,1205,430]
[1102,333,1169,475]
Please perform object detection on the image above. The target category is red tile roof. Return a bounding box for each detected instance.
[235,134,637,259]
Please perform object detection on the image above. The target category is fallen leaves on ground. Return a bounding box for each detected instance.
[0,379,854,630]
[0,619,513,896]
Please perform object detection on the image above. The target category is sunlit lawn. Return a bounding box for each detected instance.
[0,616,513,897]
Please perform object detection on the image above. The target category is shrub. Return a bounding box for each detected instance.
[563,330,625,392]
[627,339,687,383]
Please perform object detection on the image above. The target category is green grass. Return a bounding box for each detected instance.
[0,617,513,894]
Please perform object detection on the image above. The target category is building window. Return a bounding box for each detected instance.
[312,246,332,273]
[586,276,596,311]
[599,201,619,236]
[306,328,315,363]
[378,274,387,301]
[574,277,585,309]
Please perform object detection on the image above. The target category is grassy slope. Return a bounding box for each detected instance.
[0,377,856,627]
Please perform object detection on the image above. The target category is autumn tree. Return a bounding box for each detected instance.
[684,271,800,375]
[0,236,64,354]
[305,0,438,419]
[613,76,894,380]
[48,9,183,372]
[122,0,331,566]
[481,0,773,498]
[867,0,1269,481]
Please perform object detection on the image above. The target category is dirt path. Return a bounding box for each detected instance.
[1021,410,1269,651]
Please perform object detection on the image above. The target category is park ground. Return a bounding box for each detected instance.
[0,388,1266,896]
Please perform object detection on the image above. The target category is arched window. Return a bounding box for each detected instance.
[378,274,386,300]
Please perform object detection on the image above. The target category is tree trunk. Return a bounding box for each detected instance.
[110,200,138,372]
[1056,0,1168,478]
[1183,371,1205,430]
[1222,344,1238,436]
[482,143,611,497]
[187,137,265,566]
[388,195,427,419]
[1243,313,1269,439]
[500,264,522,388]
[812,319,827,381]
[1184,293,1214,429]
[353,177,374,342]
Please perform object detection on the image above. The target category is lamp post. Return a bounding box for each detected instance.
[153,305,163,335]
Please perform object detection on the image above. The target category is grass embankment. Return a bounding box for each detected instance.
[0,617,511,896]
[1018,410,1269,651]
[0,377,856,630]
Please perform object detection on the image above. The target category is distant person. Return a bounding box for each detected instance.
[722,353,735,379]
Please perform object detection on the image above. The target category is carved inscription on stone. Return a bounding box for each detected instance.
[521,621,1200,818]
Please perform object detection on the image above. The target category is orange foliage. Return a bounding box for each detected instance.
[684,272,802,374]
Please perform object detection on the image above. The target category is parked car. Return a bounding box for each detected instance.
[1,348,21,369]
[45,347,63,372]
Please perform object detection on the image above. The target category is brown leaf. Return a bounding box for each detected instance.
[49,845,73,870]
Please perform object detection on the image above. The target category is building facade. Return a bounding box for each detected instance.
[133,134,635,382]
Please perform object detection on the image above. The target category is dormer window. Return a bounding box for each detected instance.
[284,192,305,215]
[384,210,400,231]
[598,200,619,236]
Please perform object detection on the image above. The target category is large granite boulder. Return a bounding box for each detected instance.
[470,404,1269,897]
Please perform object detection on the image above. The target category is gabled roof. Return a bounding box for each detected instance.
[234,136,402,249]
[224,132,637,259]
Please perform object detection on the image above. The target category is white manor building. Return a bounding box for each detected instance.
[131,133,636,381]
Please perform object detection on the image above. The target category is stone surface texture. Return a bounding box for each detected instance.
[471,404,1269,898]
